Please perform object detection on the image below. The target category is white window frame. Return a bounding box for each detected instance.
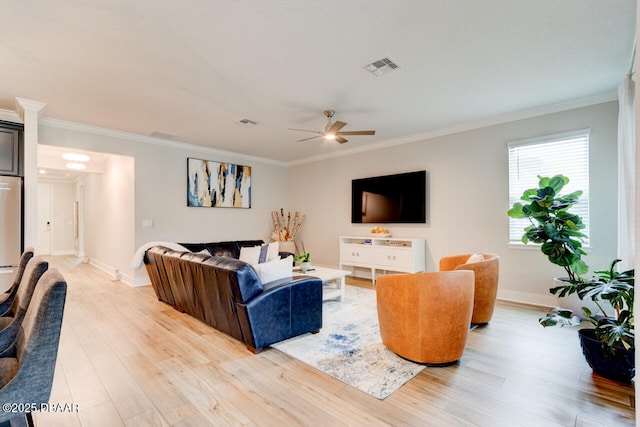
[507,129,590,248]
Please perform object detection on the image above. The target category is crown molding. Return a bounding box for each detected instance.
[0,108,23,124]
[39,117,287,166]
[37,90,617,168]
[286,91,618,166]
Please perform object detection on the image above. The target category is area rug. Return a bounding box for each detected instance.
[270,285,426,399]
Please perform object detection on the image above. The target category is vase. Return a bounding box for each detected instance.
[278,240,296,255]
[578,328,635,383]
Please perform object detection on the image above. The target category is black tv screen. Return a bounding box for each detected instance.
[351,171,427,224]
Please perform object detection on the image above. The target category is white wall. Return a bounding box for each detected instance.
[38,122,289,285]
[78,153,135,282]
[287,101,619,306]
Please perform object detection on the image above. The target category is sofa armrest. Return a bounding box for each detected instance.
[236,276,323,351]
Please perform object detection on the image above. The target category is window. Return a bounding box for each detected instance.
[508,129,590,246]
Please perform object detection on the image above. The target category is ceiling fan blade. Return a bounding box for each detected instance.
[336,135,348,144]
[336,130,376,136]
[297,135,324,142]
[327,120,347,134]
[288,128,323,134]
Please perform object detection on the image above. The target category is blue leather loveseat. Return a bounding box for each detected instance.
[144,242,322,353]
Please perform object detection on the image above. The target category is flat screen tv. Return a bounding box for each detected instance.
[351,170,427,224]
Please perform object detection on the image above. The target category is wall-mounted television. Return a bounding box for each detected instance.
[351,170,427,224]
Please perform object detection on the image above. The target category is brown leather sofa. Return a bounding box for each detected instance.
[144,244,323,353]
[376,271,475,365]
[439,253,499,324]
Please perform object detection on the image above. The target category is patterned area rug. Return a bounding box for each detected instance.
[271,285,426,399]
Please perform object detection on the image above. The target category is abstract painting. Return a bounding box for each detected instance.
[187,158,251,208]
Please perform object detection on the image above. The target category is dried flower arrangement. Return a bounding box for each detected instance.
[271,209,306,242]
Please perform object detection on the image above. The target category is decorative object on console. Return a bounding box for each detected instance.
[370,226,391,237]
[187,157,251,208]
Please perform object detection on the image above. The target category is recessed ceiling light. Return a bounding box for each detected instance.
[62,153,90,162]
[235,118,257,127]
[66,162,86,170]
[38,169,46,174]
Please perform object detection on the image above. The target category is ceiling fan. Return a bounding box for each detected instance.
[288,110,375,144]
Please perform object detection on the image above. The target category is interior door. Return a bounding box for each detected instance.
[37,183,52,255]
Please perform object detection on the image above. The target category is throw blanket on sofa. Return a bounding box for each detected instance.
[130,241,189,268]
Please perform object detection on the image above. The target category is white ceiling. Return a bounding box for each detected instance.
[2,1,635,163]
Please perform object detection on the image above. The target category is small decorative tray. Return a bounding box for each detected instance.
[370,233,392,237]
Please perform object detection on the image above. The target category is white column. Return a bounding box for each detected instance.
[15,98,46,251]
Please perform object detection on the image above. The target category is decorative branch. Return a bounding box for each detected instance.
[271,209,306,242]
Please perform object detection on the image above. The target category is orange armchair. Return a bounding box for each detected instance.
[439,253,499,324]
[376,271,474,365]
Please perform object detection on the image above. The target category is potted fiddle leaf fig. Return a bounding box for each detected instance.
[507,174,595,316]
[540,259,634,382]
[507,174,589,284]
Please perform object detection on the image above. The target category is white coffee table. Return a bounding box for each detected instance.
[293,265,350,302]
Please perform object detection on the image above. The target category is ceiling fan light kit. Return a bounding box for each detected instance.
[288,110,375,144]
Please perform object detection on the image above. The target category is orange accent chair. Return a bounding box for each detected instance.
[439,253,499,324]
[376,271,475,365]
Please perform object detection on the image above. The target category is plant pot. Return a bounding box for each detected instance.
[300,261,311,272]
[553,277,614,319]
[578,328,635,382]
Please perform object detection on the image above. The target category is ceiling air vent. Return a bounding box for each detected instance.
[365,57,400,76]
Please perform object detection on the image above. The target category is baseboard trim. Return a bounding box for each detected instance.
[496,289,556,308]
[87,257,140,287]
[52,250,76,256]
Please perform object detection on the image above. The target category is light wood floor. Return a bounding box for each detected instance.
[32,256,635,427]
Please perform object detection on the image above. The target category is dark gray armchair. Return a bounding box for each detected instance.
[0,257,48,352]
[0,248,34,316]
[0,269,67,425]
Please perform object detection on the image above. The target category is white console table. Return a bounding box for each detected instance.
[339,236,426,282]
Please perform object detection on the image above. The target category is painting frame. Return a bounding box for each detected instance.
[187,157,252,208]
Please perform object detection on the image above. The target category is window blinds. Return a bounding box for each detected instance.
[507,130,590,246]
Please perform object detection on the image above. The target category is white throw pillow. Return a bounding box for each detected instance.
[266,241,280,262]
[254,255,293,283]
[466,253,484,264]
[239,246,261,265]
